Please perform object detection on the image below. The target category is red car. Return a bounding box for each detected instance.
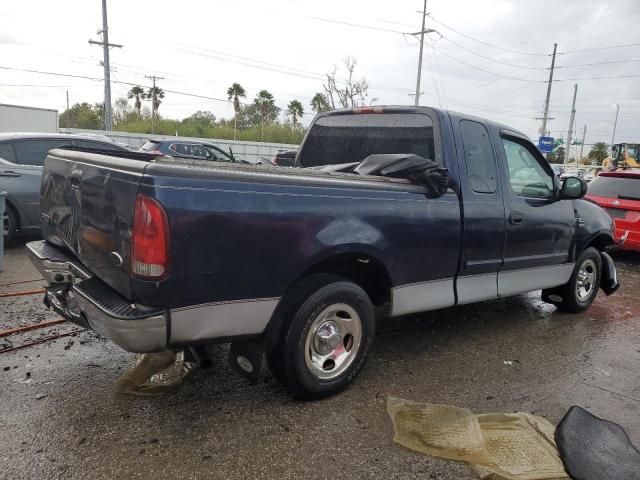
[586,169,640,251]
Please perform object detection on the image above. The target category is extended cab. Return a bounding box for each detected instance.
[27,106,619,399]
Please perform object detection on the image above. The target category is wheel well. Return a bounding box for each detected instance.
[289,253,392,307]
[586,233,613,252]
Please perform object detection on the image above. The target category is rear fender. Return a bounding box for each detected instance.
[599,251,620,296]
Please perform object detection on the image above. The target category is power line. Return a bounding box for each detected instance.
[559,43,640,54]
[426,43,547,82]
[428,15,549,56]
[556,59,640,68]
[438,34,548,70]
[306,16,404,34]
[555,73,640,81]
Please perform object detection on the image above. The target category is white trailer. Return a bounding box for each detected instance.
[0,103,58,133]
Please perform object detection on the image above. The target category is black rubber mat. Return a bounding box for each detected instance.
[555,406,640,480]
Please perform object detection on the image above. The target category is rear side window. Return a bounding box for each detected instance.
[459,120,498,193]
[0,143,16,163]
[140,141,161,152]
[588,176,640,200]
[13,139,73,166]
[297,113,437,168]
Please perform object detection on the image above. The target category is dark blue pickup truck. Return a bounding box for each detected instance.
[27,106,619,399]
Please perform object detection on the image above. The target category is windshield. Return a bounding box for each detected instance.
[297,113,437,168]
[588,175,640,199]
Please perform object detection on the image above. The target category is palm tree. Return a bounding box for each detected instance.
[287,100,304,129]
[147,86,165,114]
[255,90,275,141]
[227,83,246,140]
[127,86,145,115]
[588,142,609,164]
[310,93,330,114]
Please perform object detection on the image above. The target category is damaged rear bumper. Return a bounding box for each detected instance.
[27,240,168,353]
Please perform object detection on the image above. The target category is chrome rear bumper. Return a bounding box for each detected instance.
[27,240,168,353]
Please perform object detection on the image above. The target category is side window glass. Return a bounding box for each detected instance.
[502,137,554,198]
[13,139,72,166]
[0,143,16,163]
[205,146,230,161]
[191,145,206,157]
[460,120,498,193]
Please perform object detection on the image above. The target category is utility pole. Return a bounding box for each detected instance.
[579,125,587,162]
[611,103,620,149]
[411,0,436,106]
[539,43,558,137]
[66,90,70,129]
[564,83,578,166]
[145,75,164,134]
[89,0,122,131]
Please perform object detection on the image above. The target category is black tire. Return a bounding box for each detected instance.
[266,274,375,400]
[543,247,602,313]
[3,205,17,245]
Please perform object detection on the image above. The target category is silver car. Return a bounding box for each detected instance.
[0,133,128,242]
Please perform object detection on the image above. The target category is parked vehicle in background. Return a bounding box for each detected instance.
[270,149,297,167]
[586,169,640,252]
[0,103,58,133]
[560,169,585,181]
[28,106,619,400]
[0,133,129,242]
[139,139,247,163]
[551,164,565,177]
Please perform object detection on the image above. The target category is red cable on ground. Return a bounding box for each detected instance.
[0,289,46,298]
[0,278,43,288]
[0,330,83,354]
[0,319,67,338]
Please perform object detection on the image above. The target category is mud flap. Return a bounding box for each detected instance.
[600,251,620,296]
[228,339,265,384]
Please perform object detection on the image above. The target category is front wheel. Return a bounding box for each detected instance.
[543,247,602,313]
[266,274,375,400]
[3,206,17,244]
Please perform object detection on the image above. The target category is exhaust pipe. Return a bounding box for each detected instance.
[187,346,213,370]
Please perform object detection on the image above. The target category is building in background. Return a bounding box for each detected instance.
[0,104,58,134]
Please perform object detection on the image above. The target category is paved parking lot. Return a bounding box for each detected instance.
[1,239,639,479]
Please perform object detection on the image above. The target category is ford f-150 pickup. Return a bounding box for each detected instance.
[27,106,619,399]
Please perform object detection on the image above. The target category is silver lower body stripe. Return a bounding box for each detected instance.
[391,278,455,317]
[498,263,574,297]
[169,297,280,343]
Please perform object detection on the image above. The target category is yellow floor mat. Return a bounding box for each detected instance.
[387,397,570,480]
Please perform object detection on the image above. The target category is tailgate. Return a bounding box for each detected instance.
[40,149,149,299]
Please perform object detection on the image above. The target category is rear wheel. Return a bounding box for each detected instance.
[3,205,17,244]
[266,274,375,400]
[543,247,601,313]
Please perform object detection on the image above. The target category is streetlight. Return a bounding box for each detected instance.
[611,104,620,150]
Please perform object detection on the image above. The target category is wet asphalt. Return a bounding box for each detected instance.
[1,238,639,480]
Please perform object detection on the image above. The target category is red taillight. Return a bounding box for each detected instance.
[132,195,170,279]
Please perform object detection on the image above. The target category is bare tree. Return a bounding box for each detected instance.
[322,57,369,109]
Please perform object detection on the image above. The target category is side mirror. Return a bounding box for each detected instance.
[560,176,587,199]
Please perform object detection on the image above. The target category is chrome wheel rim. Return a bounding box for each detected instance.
[576,258,597,301]
[3,213,9,236]
[304,303,362,380]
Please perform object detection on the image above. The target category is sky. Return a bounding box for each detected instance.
[1,0,639,152]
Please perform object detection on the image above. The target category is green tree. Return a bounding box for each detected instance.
[146,86,165,114]
[127,86,146,115]
[310,92,331,114]
[254,90,278,140]
[227,82,246,140]
[287,100,304,129]
[59,102,102,129]
[588,142,609,163]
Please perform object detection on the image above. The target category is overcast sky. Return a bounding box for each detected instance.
[1,0,639,151]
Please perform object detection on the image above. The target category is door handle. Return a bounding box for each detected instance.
[509,211,525,225]
[0,170,21,177]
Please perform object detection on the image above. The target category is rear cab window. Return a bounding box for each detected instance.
[297,112,440,168]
